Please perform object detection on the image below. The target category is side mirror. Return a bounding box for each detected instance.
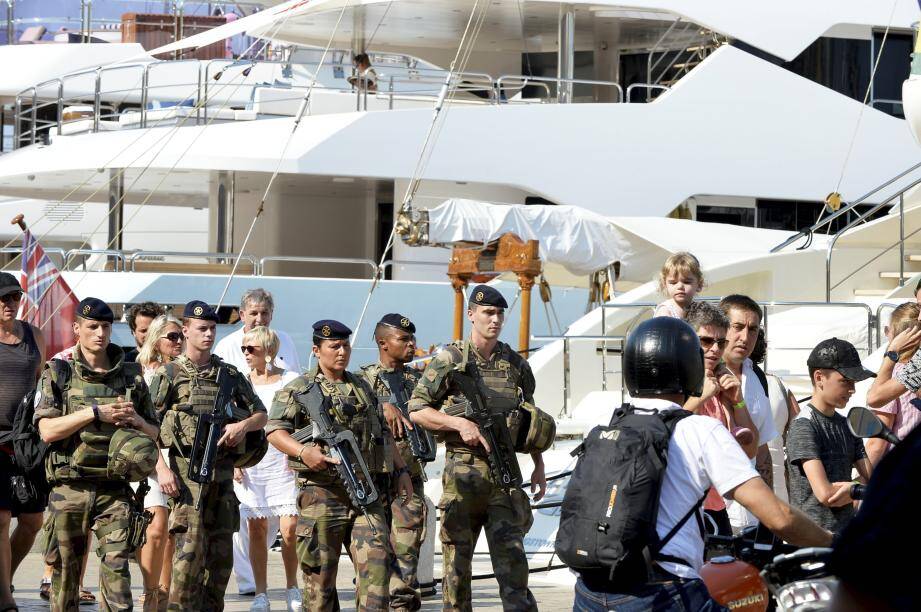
[847,406,900,445]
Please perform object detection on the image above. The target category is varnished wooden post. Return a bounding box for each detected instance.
[450,275,468,341]
[517,272,535,355]
[11,214,26,231]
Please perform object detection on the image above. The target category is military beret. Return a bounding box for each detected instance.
[313,319,352,340]
[469,284,508,309]
[77,297,114,323]
[378,313,415,334]
[183,300,218,322]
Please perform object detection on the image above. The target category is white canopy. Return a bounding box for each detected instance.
[425,199,629,276]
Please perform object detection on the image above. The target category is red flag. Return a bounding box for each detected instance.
[19,229,78,357]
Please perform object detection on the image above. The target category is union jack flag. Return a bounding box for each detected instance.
[18,229,77,357]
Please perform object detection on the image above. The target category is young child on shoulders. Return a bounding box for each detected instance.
[654,251,704,320]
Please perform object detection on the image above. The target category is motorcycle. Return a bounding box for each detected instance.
[700,406,898,611]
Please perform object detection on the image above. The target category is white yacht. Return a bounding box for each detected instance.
[3,0,921,597]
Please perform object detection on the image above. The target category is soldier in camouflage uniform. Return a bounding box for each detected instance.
[408,285,548,612]
[358,313,428,612]
[266,319,414,612]
[147,301,267,611]
[35,298,160,612]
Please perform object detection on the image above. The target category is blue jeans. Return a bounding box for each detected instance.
[573,576,729,611]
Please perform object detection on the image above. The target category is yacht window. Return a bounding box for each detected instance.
[696,206,755,227]
[756,199,888,233]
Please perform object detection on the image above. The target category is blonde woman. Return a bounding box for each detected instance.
[135,315,182,611]
[232,326,300,612]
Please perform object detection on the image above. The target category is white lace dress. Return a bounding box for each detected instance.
[234,371,299,520]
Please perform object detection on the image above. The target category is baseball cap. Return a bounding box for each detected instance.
[807,337,875,382]
[0,272,22,298]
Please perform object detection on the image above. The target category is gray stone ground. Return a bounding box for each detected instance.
[10,540,575,611]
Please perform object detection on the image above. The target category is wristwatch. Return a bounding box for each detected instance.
[91,401,100,423]
[885,350,900,362]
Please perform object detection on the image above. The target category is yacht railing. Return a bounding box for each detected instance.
[13,59,669,147]
[258,256,378,277]
[533,300,875,416]
[127,250,258,272]
[770,160,921,301]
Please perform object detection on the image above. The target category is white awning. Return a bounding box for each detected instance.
[425,199,629,276]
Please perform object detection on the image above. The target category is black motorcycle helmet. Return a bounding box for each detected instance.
[623,317,705,398]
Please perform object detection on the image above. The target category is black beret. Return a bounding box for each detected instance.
[183,300,218,322]
[313,319,352,340]
[378,313,415,334]
[77,297,114,323]
[469,284,508,309]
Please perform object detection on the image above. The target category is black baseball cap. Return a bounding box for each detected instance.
[807,338,875,382]
[0,272,22,298]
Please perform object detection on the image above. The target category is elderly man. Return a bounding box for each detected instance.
[213,288,301,596]
[215,288,301,374]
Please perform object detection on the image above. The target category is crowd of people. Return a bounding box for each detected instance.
[0,246,919,611]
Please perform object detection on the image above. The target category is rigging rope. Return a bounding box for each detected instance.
[830,0,900,201]
[350,0,491,339]
[215,0,353,310]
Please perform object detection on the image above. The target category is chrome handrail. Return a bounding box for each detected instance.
[534,299,877,415]
[258,256,377,277]
[771,160,921,253]
[380,260,446,273]
[626,83,670,102]
[64,249,126,272]
[495,75,623,103]
[127,250,257,273]
[0,246,67,268]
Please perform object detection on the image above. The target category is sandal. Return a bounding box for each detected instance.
[39,579,51,601]
[79,589,96,605]
[157,587,169,612]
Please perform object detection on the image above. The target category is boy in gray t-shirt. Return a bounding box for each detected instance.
[787,338,874,533]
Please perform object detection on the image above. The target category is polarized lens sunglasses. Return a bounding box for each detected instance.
[699,336,729,350]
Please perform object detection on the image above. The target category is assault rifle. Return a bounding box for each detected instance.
[188,366,235,510]
[292,382,380,534]
[451,364,522,489]
[379,370,436,478]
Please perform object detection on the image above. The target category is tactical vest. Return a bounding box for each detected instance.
[445,341,521,438]
[290,371,392,482]
[360,363,423,478]
[158,357,251,461]
[47,351,144,483]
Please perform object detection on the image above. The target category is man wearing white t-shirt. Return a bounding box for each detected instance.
[572,318,832,610]
[214,288,302,374]
[213,288,301,596]
[720,295,781,528]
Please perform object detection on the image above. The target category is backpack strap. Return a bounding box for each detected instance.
[751,363,769,396]
[652,490,709,566]
[48,358,72,404]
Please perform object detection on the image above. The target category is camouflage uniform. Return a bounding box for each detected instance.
[36,344,157,612]
[268,368,395,611]
[148,355,265,611]
[359,363,427,612]
[408,340,537,612]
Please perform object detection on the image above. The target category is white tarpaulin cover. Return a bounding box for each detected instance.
[426,199,629,276]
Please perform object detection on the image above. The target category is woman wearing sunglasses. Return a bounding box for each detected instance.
[234,326,301,612]
[135,314,183,610]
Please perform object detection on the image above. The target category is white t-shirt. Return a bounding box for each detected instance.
[741,359,780,446]
[632,398,759,579]
[214,326,301,375]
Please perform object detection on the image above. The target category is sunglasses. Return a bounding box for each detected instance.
[241,345,261,355]
[699,336,729,350]
[0,292,22,303]
[161,332,182,343]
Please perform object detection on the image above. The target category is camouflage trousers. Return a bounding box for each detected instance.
[388,475,426,612]
[44,481,135,612]
[296,482,391,611]
[166,456,239,611]
[439,450,535,612]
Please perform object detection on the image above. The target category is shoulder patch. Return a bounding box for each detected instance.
[425,368,437,382]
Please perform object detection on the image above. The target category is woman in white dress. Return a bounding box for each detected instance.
[135,315,182,611]
[233,326,300,612]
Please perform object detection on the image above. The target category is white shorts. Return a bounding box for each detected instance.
[130,449,170,509]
